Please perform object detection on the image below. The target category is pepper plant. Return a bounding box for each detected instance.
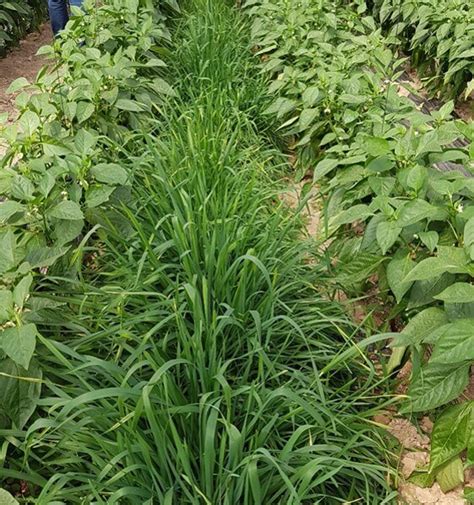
[368,0,474,99]
[244,0,474,494]
[0,0,178,429]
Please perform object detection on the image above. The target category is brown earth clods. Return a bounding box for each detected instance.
[0,23,51,158]
[384,415,474,504]
[0,23,51,120]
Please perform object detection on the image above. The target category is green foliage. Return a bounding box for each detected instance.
[244,0,411,171]
[0,357,41,429]
[244,0,474,485]
[0,0,177,428]
[466,487,474,502]
[0,0,396,502]
[409,402,474,492]
[0,0,47,56]
[369,0,474,99]
[6,101,393,499]
[244,0,474,416]
[0,489,18,505]
[322,124,474,411]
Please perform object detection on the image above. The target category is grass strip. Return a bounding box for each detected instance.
[1,0,397,503]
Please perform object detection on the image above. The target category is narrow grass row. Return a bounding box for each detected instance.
[243,0,474,494]
[1,0,398,502]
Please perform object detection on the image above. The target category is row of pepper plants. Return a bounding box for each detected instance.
[368,0,474,99]
[0,0,178,443]
[243,0,473,497]
[0,0,48,57]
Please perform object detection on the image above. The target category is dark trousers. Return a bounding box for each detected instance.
[48,0,83,36]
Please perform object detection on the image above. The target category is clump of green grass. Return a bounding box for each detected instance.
[0,0,396,503]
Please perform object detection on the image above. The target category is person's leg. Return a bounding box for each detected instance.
[69,0,84,8]
[48,0,69,36]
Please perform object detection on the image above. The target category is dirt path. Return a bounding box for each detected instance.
[0,23,52,122]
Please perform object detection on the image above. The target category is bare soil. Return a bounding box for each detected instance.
[279,179,320,237]
[382,414,474,504]
[0,23,51,122]
[457,99,474,122]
